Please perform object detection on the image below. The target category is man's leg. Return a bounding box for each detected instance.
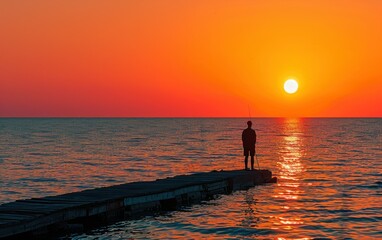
[244,156,248,170]
[251,156,255,170]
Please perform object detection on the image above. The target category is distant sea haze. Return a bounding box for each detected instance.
[0,118,381,239]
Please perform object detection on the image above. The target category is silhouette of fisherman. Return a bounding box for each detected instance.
[242,121,257,170]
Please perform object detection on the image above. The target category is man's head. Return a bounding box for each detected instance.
[247,121,252,128]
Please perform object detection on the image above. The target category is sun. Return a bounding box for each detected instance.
[284,79,298,94]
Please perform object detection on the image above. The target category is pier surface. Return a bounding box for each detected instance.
[0,169,276,239]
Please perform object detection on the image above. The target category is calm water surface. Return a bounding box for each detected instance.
[0,118,381,239]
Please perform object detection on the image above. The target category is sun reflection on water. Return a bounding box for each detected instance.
[274,118,306,231]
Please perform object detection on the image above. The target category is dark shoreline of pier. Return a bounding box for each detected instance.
[0,170,276,239]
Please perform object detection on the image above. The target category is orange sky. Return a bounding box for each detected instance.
[0,1,381,117]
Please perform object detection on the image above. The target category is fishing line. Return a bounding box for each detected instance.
[255,153,261,170]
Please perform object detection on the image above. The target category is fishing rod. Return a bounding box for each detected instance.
[247,104,252,120]
[255,153,261,170]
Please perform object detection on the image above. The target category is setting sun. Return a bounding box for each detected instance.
[0,1,381,117]
[284,79,299,94]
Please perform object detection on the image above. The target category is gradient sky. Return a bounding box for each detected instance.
[0,1,381,117]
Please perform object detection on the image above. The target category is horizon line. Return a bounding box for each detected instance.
[0,116,380,119]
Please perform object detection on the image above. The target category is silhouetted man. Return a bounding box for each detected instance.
[242,121,256,170]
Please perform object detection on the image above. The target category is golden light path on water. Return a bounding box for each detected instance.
[272,118,307,232]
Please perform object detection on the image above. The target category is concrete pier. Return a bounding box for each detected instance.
[0,170,276,239]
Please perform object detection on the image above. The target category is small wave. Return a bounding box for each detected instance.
[325,162,346,166]
[2,190,21,195]
[18,177,59,183]
[216,138,230,141]
[304,178,331,182]
[122,157,144,162]
[75,185,93,189]
[326,209,354,214]
[125,137,147,143]
[355,184,382,189]
[319,216,381,223]
[81,161,99,166]
[158,222,279,236]
[28,152,59,156]
[350,149,363,153]
[124,168,147,173]
[226,153,237,157]
[91,175,117,180]
[105,179,118,183]
[158,156,180,161]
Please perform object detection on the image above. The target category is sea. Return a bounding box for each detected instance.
[0,118,381,239]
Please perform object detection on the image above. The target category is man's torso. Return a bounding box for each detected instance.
[242,128,256,149]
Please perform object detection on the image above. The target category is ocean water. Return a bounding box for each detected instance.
[0,118,381,239]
